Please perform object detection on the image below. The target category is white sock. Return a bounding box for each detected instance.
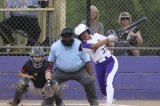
[106,86,114,105]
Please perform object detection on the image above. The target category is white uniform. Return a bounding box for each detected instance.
[81,33,118,105]
[82,33,112,63]
[75,24,118,105]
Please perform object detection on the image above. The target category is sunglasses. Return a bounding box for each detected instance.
[121,17,130,21]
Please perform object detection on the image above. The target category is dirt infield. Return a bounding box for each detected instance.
[1,100,160,106]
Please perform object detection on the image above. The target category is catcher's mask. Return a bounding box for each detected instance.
[30,46,45,68]
[61,28,74,47]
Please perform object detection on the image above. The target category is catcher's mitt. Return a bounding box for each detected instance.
[42,79,60,99]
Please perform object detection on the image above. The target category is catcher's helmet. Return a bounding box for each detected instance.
[60,28,74,38]
[74,24,90,37]
[30,46,45,68]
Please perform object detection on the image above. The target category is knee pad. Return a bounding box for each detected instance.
[16,77,29,90]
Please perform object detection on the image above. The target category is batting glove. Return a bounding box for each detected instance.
[108,34,118,42]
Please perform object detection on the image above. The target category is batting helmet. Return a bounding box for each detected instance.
[30,46,45,68]
[74,24,89,37]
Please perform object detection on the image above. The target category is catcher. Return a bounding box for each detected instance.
[8,46,60,106]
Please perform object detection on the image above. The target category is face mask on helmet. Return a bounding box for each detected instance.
[30,47,45,68]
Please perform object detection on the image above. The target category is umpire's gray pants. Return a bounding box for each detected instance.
[52,67,99,105]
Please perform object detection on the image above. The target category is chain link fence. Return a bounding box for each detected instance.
[0,0,53,55]
[0,0,160,56]
[66,0,160,56]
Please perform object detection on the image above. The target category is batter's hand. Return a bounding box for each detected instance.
[108,34,118,42]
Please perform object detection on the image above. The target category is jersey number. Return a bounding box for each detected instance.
[93,46,107,54]
[101,47,106,54]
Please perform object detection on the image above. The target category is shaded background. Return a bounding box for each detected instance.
[0,0,159,55]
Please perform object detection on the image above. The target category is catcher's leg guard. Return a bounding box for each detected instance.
[56,102,65,106]
[54,94,65,106]
[11,77,29,105]
[8,100,18,106]
[41,97,54,106]
[41,96,65,106]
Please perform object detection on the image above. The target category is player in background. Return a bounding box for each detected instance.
[74,24,118,106]
[115,12,143,56]
[81,5,104,35]
[8,46,60,106]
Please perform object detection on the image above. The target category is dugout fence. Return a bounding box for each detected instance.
[0,0,159,56]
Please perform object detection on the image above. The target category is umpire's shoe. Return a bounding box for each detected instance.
[8,100,18,106]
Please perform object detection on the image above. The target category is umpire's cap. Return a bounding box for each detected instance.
[60,28,74,38]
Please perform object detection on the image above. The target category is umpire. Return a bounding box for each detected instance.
[46,28,99,106]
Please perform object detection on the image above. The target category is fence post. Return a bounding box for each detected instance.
[38,1,47,44]
[53,0,66,40]
[48,0,54,45]
[86,0,91,27]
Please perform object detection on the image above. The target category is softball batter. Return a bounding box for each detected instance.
[75,24,118,106]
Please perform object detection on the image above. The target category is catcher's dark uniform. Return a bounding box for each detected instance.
[20,59,49,88]
[8,59,58,106]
